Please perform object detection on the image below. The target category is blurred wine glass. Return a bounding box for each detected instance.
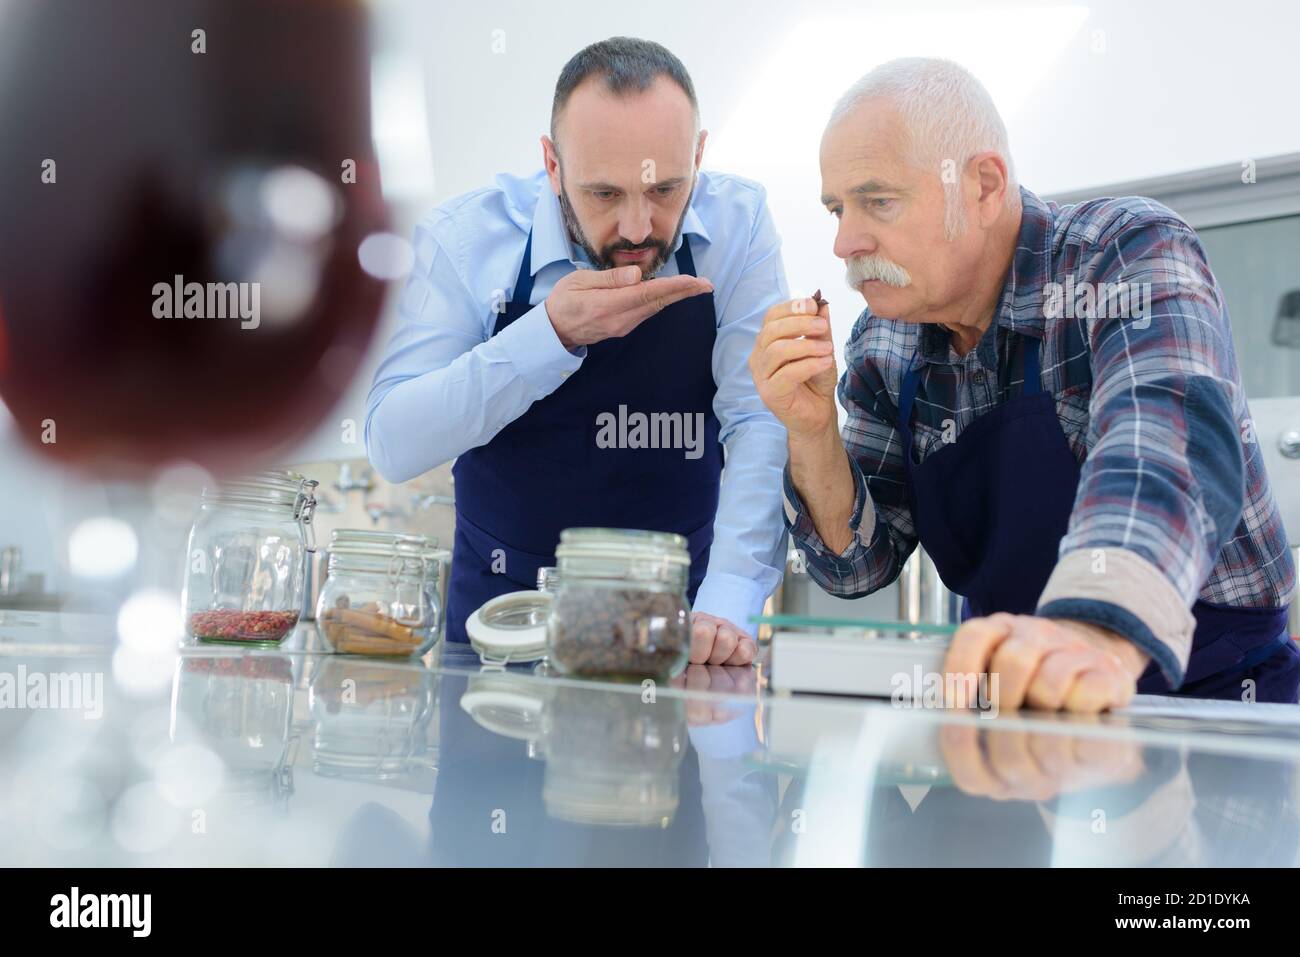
[0,0,390,476]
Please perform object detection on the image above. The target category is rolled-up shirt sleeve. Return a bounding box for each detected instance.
[1037,215,1247,687]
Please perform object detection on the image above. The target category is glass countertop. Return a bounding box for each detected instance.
[0,610,1296,867]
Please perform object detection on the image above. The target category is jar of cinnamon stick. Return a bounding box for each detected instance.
[316,530,439,657]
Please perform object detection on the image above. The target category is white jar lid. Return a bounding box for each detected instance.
[465,590,551,663]
[458,673,545,741]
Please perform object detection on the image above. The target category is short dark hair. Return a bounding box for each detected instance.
[550,37,698,142]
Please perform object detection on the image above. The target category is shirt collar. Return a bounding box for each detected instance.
[526,176,712,277]
[997,185,1053,339]
[917,185,1053,365]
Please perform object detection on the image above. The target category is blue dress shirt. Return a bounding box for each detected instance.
[365,168,791,631]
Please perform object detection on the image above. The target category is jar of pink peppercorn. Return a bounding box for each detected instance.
[182,469,318,646]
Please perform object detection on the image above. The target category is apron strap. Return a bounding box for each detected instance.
[896,358,922,453]
[674,233,698,278]
[896,331,1044,450]
[1021,333,1043,397]
[511,228,536,308]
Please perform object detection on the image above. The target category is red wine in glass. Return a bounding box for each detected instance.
[0,0,390,477]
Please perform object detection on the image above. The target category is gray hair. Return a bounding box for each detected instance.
[829,58,1018,239]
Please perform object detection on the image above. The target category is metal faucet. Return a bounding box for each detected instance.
[411,493,455,511]
[0,546,20,596]
[897,548,959,635]
[335,461,376,495]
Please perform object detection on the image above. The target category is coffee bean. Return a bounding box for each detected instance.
[548,587,689,678]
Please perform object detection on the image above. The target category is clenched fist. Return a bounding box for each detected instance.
[689,611,756,666]
[545,265,714,350]
[945,613,1149,713]
[748,295,838,439]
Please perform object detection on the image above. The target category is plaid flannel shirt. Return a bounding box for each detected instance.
[783,186,1296,687]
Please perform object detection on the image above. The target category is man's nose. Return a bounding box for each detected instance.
[618,198,653,246]
[834,214,877,261]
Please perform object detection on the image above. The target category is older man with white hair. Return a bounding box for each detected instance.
[751,57,1297,711]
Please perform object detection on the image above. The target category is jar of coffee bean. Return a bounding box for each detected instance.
[546,528,691,679]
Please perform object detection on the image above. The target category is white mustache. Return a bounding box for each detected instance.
[845,254,911,289]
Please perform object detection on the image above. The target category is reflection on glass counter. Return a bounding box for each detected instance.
[170,654,300,811]
[0,614,1296,867]
[309,657,436,786]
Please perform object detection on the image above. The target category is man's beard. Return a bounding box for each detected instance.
[558,177,694,278]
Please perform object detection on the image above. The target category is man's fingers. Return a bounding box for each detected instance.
[944,613,1015,705]
[939,724,1012,799]
[1063,668,1126,714]
[706,624,739,665]
[726,636,757,666]
[689,617,717,665]
[583,264,645,288]
[987,629,1052,711]
[605,273,710,310]
[984,729,1057,801]
[767,355,834,392]
[762,296,823,327]
[682,663,713,692]
[1025,727,1076,779]
[633,275,713,313]
[756,314,830,350]
[755,337,835,380]
[1025,648,1097,711]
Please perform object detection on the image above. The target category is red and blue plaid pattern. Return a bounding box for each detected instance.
[785,187,1296,623]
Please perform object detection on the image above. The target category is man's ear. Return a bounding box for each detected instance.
[968,151,1009,226]
[541,135,562,194]
[694,129,708,169]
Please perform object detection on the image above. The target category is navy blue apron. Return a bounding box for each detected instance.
[896,333,1298,703]
[444,228,722,644]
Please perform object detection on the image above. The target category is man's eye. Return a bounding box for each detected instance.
[655,185,676,196]
[870,198,895,211]
[592,191,616,201]
[828,207,843,219]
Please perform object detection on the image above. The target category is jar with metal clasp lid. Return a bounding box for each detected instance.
[419,540,451,643]
[316,529,438,657]
[182,469,318,646]
[546,528,691,679]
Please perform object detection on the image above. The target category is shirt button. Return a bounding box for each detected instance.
[972,370,987,383]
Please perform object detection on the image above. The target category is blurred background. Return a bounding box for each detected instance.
[1,0,1297,629]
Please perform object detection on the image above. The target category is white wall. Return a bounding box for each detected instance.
[290,0,1300,461]
[413,0,1300,317]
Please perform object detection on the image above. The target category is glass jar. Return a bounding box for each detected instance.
[542,684,686,827]
[421,541,451,642]
[546,528,691,679]
[170,654,299,809]
[316,529,438,657]
[182,469,318,645]
[308,657,436,782]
